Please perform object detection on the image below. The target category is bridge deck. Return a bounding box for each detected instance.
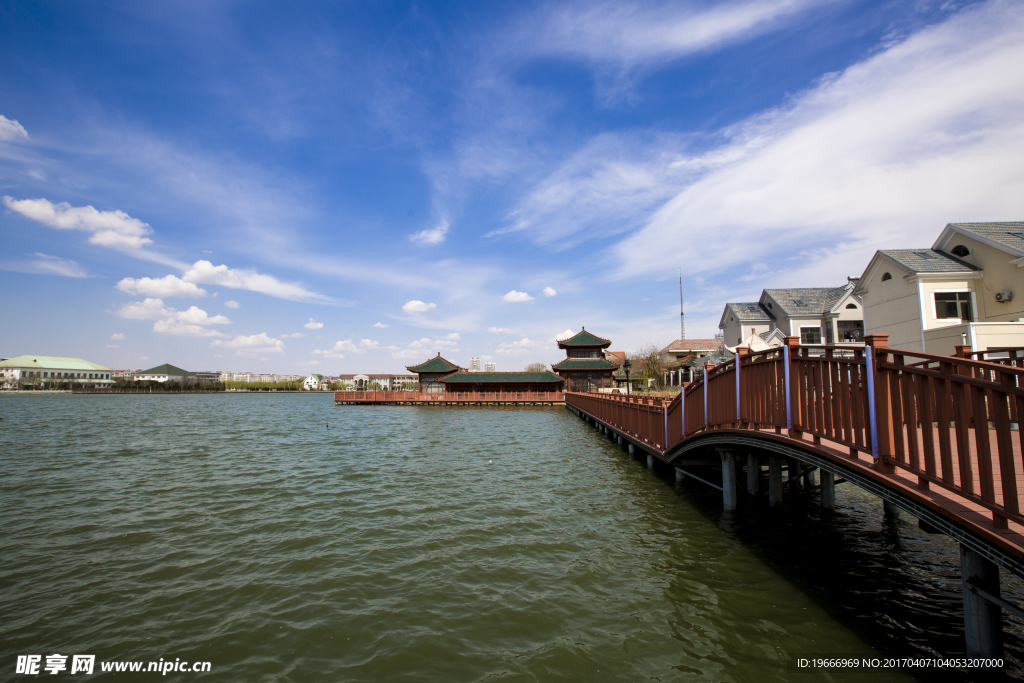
[334,390,565,405]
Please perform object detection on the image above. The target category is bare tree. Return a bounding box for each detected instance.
[711,337,729,357]
[632,341,667,392]
[524,362,548,372]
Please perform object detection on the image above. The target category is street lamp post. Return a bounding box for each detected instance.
[623,359,632,397]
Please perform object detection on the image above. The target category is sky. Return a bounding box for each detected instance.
[1,0,1022,374]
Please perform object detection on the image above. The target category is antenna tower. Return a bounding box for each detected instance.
[679,267,685,341]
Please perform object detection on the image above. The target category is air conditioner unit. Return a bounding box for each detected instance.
[994,291,1014,302]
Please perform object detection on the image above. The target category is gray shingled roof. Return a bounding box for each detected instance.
[879,249,979,275]
[762,285,851,316]
[724,302,773,322]
[947,222,1024,254]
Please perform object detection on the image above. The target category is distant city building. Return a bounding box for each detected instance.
[133,363,196,383]
[469,357,481,372]
[0,355,114,389]
[484,361,496,372]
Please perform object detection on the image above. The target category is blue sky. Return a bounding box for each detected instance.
[2,0,1022,373]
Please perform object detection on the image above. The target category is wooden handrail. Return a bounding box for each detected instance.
[567,342,1023,530]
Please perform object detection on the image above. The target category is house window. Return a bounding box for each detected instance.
[951,245,970,257]
[881,272,892,281]
[845,303,857,309]
[935,292,972,321]
[838,321,864,342]
[800,326,822,344]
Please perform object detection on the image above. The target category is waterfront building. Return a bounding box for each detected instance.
[469,357,481,372]
[133,364,196,383]
[659,339,721,386]
[484,361,496,372]
[438,370,564,393]
[718,280,864,347]
[853,222,1024,355]
[551,328,617,392]
[336,373,417,390]
[0,355,114,389]
[406,354,464,393]
[303,374,326,390]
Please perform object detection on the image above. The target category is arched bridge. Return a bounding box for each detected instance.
[566,335,1022,659]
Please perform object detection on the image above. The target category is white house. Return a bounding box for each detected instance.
[303,373,326,390]
[853,222,1024,355]
[133,363,195,383]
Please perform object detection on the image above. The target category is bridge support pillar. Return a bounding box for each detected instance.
[961,545,1003,659]
[675,468,686,483]
[768,456,783,507]
[820,471,835,509]
[787,458,803,491]
[617,435,623,446]
[720,452,738,511]
[647,454,655,469]
[803,467,817,490]
[746,454,760,496]
[883,500,900,519]
[628,444,635,455]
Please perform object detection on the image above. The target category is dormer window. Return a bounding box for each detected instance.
[767,303,773,309]
[951,245,970,257]
[881,272,892,281]
[846,303,857,309]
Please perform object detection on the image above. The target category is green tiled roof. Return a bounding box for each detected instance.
[138,363,195,376]
[551,358,617,370]
[0,355,112,371]
[406,354,462,373]
[557,329,611,348]
[440,371,563,383]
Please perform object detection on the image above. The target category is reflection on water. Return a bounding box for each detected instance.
[0,394,1019,681]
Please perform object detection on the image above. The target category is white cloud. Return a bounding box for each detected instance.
[611,1,1024,280]
[225,300,240,309]
[281,332,303,338]
[313,339,359,358]
[1,253,88,278]
[542,287,557,297]
[410,219,450,245]
[443,333,460,340]
[152,319,227,337]
[373,322,389,328]
[2,197,153,249]
[0,115,29,141]
[182,260,328,302]
[403,300,437,313]
[555,329,574,341]
[106,344,118,348]
[110,333,125,341]
[487,326,516,334]
[304,318,324,329]
[117,298,231,337]
[116,274,207,298]
[503,290,534,303]
[496,337,545,355]
[390,335,460,360]
[359,339,380,349]
[211,333,285,354]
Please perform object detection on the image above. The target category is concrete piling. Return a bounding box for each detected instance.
[647,454,655,469]
[768,456,783,508]
[675,468,686,483]
[883,500,900,519]
[961,545,1003,659]
[820,470,835,510]
[746,454,759,496]
[721,452,737,511]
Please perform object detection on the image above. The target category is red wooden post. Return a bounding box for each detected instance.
[865,334,896,473]
[954,344,972,359]
[784,336,802,439]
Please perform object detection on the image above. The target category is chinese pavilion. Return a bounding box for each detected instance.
[406,353,463,393]
[551,328,617,391]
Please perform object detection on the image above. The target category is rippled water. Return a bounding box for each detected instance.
[1,394,1021,681]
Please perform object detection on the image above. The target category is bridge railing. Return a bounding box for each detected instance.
[567,335,1024,529]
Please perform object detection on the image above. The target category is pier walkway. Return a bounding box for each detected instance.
[334,390,564,406]
[567,335,1022,658]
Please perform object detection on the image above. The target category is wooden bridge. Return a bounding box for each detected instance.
[334,390,565,406]
[566,335,1023,659]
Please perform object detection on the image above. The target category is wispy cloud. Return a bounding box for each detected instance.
[542,286,557,297]
[116,274,207,298]
[502,290,534,303]
[304,318,324,329]
[390,334,460,360]
[487,326,516,334]
[0,115,29,141]
[410,218,450,245]
[1,252,88,278]
[373,322,389,328]
[402,300,437,313]
[225,300,240,309]
[117,297,231,337]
